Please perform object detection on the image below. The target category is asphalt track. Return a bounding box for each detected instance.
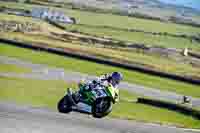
[0,102,199,133]
[1,55,200,107]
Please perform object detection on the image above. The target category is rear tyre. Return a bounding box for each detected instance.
[92,97,112,118]
[57,96,72,113]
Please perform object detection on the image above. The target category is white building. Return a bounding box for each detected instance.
[31,8,76,24]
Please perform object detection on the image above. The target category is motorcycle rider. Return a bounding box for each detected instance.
[72,72,123,104]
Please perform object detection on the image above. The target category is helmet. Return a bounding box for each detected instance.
[110,72,123,87]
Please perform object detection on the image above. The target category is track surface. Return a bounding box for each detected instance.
[1,55,200,107]
[0,102,199,133]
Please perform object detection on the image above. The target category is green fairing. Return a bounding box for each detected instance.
[79,84,95,105]
[79,83,116,105]
[105,85,116,98]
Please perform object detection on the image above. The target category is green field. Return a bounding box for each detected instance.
[0,76,199,129]
[1,1,200,36]
[63,24,200,50]
[1,44,200,98]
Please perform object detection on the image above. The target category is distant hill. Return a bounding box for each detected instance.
[52,0,200,24]
[48,0,200,15]
[4,0,200,25]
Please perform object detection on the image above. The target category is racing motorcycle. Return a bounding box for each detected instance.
[57,82,118,118]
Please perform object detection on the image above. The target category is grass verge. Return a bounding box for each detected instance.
[0,43,200,98]
[111,100,200,128]
[0,63,31,73]
[0,76,199,129]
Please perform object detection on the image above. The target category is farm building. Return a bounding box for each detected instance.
[31,8,76,24]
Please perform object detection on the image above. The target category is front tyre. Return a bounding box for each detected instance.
[92,97,112,118]
[57,96,72,113]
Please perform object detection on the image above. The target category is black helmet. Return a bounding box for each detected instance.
[110,72,123,87]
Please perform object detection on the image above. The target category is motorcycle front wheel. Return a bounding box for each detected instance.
[92,97,112,118]
[57,96,72,113]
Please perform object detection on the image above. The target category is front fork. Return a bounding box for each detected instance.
[65,88,78,106]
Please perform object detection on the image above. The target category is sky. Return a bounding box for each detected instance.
[158,0,200,10]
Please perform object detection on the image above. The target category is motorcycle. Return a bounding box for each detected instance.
[57,82,117,118]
